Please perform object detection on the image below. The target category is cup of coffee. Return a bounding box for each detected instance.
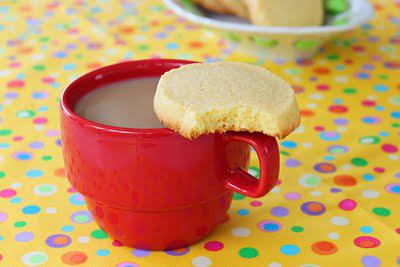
[60,59,280,250]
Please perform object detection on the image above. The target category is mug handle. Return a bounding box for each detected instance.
[223,132,279,198]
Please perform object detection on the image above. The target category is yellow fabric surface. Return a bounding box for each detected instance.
[0,1,399,266]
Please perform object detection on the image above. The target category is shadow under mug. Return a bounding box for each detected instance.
[60,59,280,250]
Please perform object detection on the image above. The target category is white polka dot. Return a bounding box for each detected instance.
[310,190,322,196]
[367,95,376,100]
[335,76,348,83]
[293,77,302,83]
[105,48,117,55]
[11,182,22,189]
[330,216,349,226]
[0,155,3,162]
[31,53,44,61]
[336,126,347,132]
[341,164,352,170]
[271,186,280,193]
[45,208,57,214]
[33,184,57,196]
[192,256,212,267]
[299,174,321,188]
[362,190,380,199]
[232,227,250,237]
[21,251,48,266]
[307,103,317,109]
[134,35,146,41]
[0,70,11,77]
[389,155,399,160]
[309,93,323,100]
[4,99,12,105]
[302,142,313,148]
[269,262,282,267]
[328,232,340,240]
[34,125,44,131]
[294,125,304,133]
[78,236,90,243]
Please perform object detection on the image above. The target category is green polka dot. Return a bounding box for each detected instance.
[239,247,259,258]
[343,88,357,94]
[280,151,290,156]
[351,158,368,167]
[138,44,149,51]
[248,167,260,178]
[74,215,90,223]
[378,74,388,80]
[39,36,50,42]
[0,171,5,179]
[251,37,278,48]
[75,53,83,59]
[392,123,400,128]
[17,110,35,118]
[91,229,108,239]
[33,64,45,71]
[291,226,304,232]
[233,192,246,200]
[327,54,339,61]
[372,207,391,217]
[359,136,380,145]
[14,221,27,228]
[0,129,12,136]
[287,68,301,75]
[295,40,319,51]
[30,254,47,264]
[42,155,52,161]
[226,33,241,42]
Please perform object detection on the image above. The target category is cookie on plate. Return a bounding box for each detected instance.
[154,62,300,139]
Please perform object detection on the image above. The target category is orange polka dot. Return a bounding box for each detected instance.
[313,67,330,75]
[87,62,102,69]
[119,26,134,34]
[308,203,324,212]
[54,168,66,177]
[312,241,338,255]
[300,109,315,117]
[334,175,357,186]
[61,251,87,265]
[54,235,70,245]
[189,41,204,48]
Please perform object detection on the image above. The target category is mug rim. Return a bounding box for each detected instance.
[60,58,196,136]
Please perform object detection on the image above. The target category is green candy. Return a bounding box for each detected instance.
[325,0,349,15]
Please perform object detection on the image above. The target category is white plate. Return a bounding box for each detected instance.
[164,0,374,60]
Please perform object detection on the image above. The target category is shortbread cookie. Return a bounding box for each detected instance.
[192,0,231,14]
[219,0,249,18]
[154,62,300,139]
[245,0,324,26]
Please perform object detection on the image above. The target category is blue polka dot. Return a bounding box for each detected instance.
[16,73,25,79]
[69,193,86,206]
[237,209,249,216]
[357,72,370,79]
[379,131,390,137]
[391,111,400,119]
[155,32,167,38]
[38,106,48,112]
[32,92,47,99]
[29,142,44,149]
[16,152,32,160]
[26,169,43,178]
[374,84,388,92]
[360,226,373,234]
[124,51,134,59]
[0,235,3,241]
[22,205,40,215]
[280,244,300,256]
[96,249,110,256]
[0,143,9,149]
[0,25,3,31]
[281,140,297,149]
[90,6,102,13]
[166,43,179,49]
[51,82,60,88]
[362,117,379,124]
[56,139,62,146]
[61,225,74,232]
[263,223,280,231]
[336,65,345,70]
[10,197,22,204]
[375,106,384,111]
[323,155,334,161]
[363,173,374,181]
[333,98,343,104]
[63,63,76,70]
[54,51,67,58]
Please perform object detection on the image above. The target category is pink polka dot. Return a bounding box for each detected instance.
[204,241,224,251]
[67,187,77,193]
[7,79,25,88]
[374,167,385,173]
[250,201,263,207]
[0,212,7,223]
[382,144,398,153]
[316,84,330,91]
[361,100,376,107]
[0,189,16,198]
[33,117,48,124]
[354,236,380,248]
[42,77,55,83]
[314,126,325,132]
[339,199,357,211]
[46,130,60,137]
[13,136,23,141]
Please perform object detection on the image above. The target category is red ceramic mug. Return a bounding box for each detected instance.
[60,59,279,250]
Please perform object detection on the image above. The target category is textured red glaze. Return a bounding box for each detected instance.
[60,59,279,250]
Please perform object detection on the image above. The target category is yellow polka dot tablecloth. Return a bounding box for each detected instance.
[0,1,399,266]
